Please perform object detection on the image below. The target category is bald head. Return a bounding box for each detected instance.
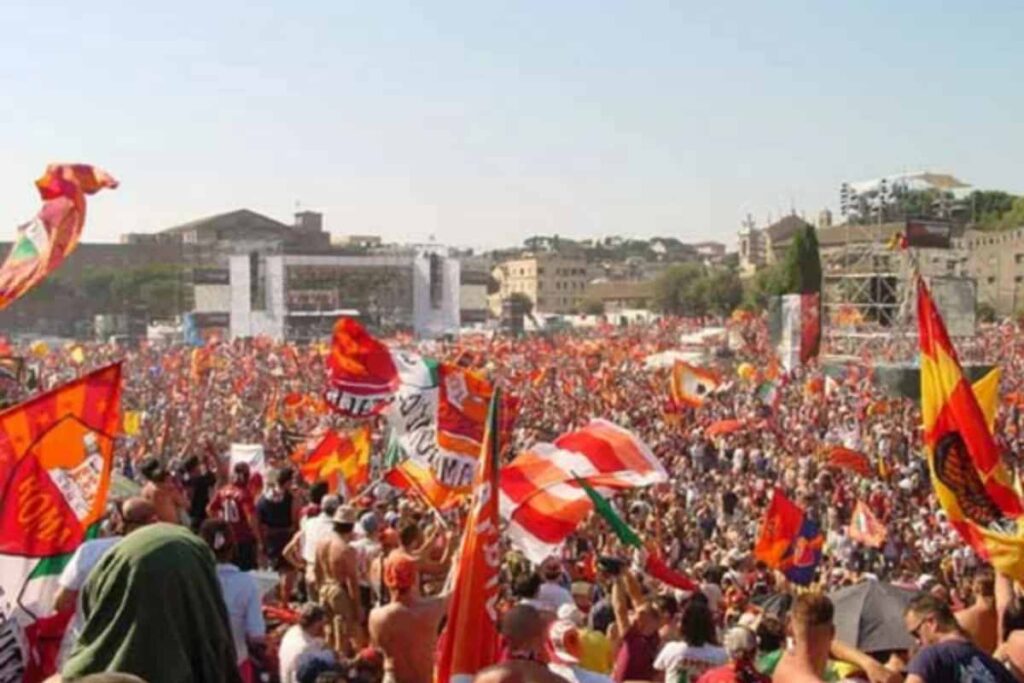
[500,605,547,651]
[121,497,158,529]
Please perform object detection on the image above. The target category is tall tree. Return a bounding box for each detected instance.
[780,225,822,294]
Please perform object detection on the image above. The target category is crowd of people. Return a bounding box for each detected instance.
[22,314,1024,683]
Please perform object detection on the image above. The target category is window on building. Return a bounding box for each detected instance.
[250,252,266,311]
[537,267,545,275]
[1016,254,1024,265]
[988,277,997,284]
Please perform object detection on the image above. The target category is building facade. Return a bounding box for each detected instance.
[493,253,589,314]
[963,228,1024,316]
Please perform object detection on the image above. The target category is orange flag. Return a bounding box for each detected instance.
[299,426,371,497]
[0,363,122,681]
[435,389,503,683]
[918,276,1024,579]
[848,500,887,548]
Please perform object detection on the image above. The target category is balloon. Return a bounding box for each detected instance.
[736,363,755,380]
[30,340,49,358]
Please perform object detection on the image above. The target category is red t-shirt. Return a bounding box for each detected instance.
[208,485,257,542]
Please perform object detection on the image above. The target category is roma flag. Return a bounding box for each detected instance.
[848,500,887,548]
[434,390,503,683]
[754,489,805,568]
[669,361,720,408]
[0,364,122,682]
[0,164,117,311]
[918,277,1024,580]
[779,517,823,586]
[299,426,372,498]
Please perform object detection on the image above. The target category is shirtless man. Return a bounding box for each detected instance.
[773,593,834,683]
[956,568,998,654]
[369,555,450,683]
[472,605,566,683]
[314,505,362,655]
[139,456,187,524]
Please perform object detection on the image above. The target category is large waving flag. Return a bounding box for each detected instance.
[324,317,401,417]
[0,164,117,311]
[0,364,122,682]
[917,277,1024,580]
[326,319,518,508]
[822,445,874,479]
[435,390,503,683]
[499,420,667,563]
[669,361,720,409]
[298,426,372,498]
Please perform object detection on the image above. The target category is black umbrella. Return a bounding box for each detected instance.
[752,591,793,617]
[828,580,918,653]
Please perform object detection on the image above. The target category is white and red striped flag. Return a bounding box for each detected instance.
[499,419,667,564]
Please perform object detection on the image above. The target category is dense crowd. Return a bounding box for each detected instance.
[25,315,1024,683]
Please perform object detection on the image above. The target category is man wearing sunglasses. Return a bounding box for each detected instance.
[903,594,1015,683]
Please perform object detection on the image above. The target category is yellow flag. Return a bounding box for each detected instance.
[122,410,142,436]
[69,345,85,365]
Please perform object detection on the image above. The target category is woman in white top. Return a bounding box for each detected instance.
[201,519,267,683]
[654,600,727,683]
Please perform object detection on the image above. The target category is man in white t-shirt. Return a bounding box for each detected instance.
[296,495,340,594]
[53,497,158,666]
[537,557,574,613]
[279,603,334,683]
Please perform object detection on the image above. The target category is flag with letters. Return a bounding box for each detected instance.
[0,364,122,682]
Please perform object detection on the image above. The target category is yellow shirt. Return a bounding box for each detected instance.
[578,628,614,674]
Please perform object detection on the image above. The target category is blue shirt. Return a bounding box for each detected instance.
[907,638,1015,683]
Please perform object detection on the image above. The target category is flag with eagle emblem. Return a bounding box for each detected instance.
[918,276,1024,580]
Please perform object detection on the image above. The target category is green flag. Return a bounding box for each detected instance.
[575,476,643,548]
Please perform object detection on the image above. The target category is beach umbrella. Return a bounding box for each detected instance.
[828,580,917,653]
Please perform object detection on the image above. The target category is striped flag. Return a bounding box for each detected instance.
[0,165,117,311]
[918,277,1024,580]
[669,361,719,408]
[498,420,666,563]
[848,500,887,548]
[768,292,821,372]
[434,390,503,683]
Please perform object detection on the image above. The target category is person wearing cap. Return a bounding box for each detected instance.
[548,618,615,683]
[695,626,768,683]
[139,455,187,525]
[279,603,335,683]
[315,504,362,656]
[368,553,450,683]
[284,493,342,599]
[207,462,263,571]
[352,511,384,617]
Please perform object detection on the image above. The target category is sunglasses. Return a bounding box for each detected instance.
[908,615,932,640]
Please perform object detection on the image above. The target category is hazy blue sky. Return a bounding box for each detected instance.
[1,1,1021,250]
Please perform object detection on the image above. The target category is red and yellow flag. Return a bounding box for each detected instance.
[918,277,1024,579]
[299,426,371,497]
[0,165,117,310]
[384,459,463,511]
[435,389,503,683]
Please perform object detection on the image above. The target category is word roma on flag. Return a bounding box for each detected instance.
[0,164,117,311]
[0,364,122,683]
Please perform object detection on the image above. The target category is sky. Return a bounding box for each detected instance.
[1,1,1022,251]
